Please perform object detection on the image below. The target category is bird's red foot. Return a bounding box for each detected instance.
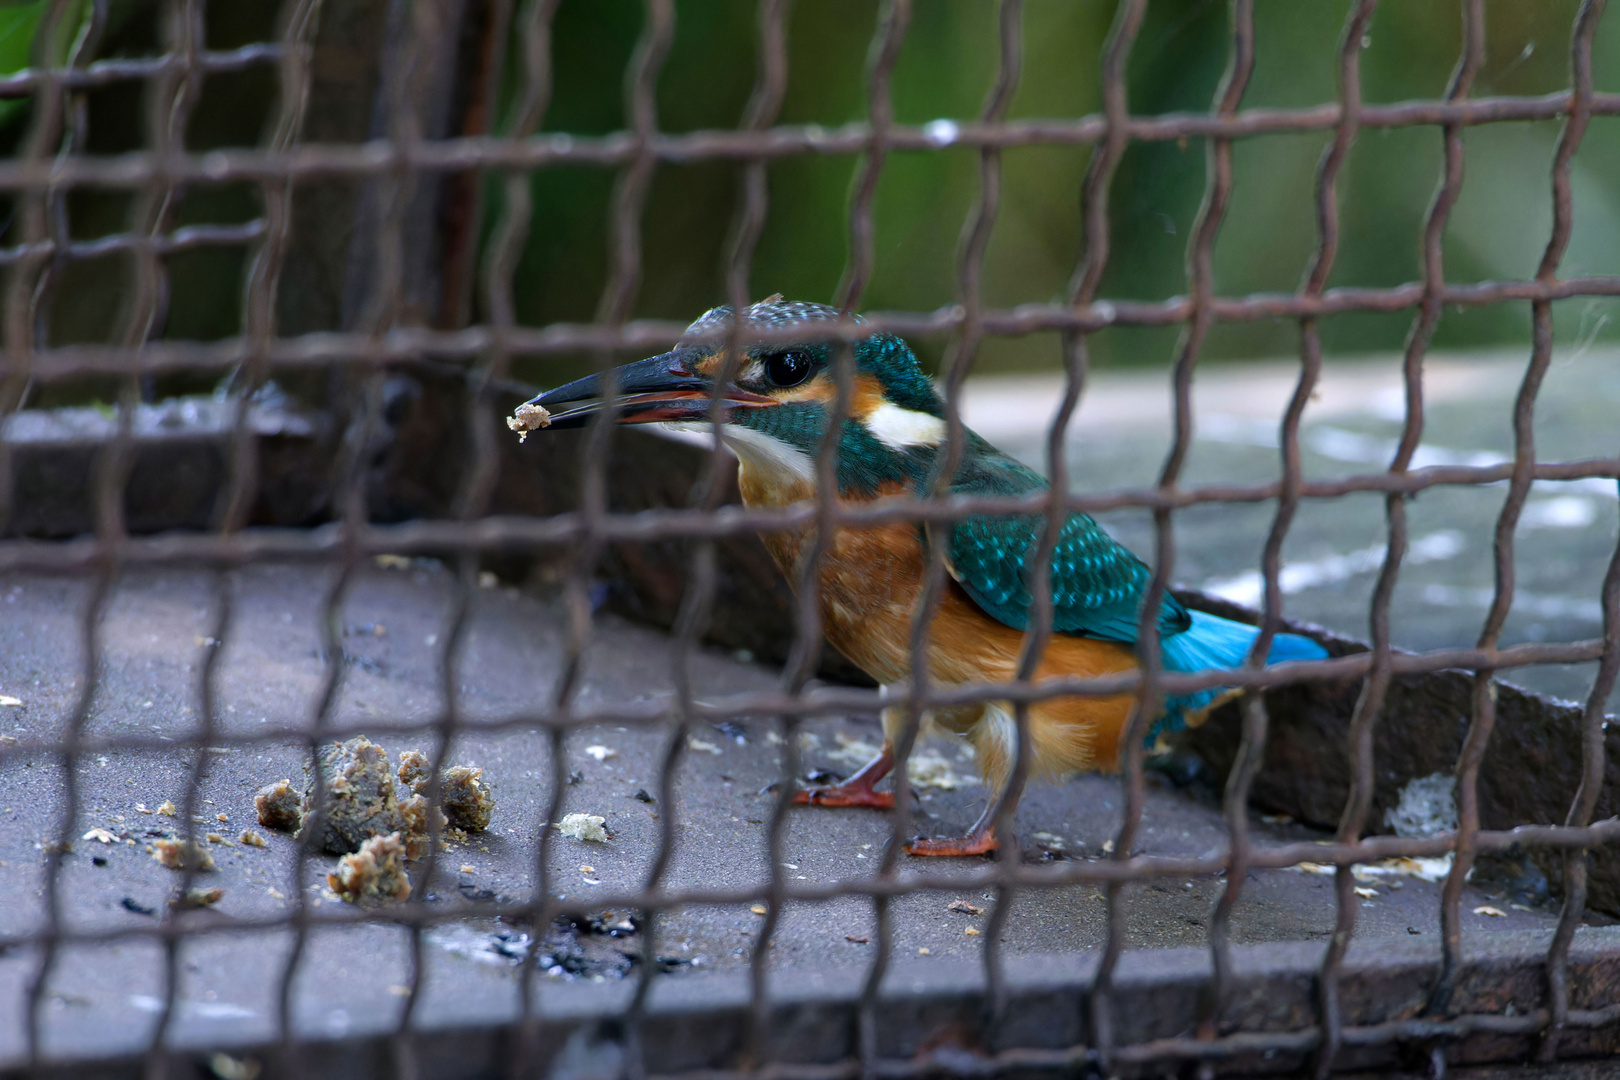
[903,830,998,857]
[792,784,895,809]
[793,745,896,809]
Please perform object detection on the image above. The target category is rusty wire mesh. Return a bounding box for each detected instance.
[1,0,1619,1077]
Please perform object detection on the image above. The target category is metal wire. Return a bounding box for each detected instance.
[3,0,1620,1076]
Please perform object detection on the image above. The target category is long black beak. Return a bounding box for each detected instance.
[520,348,776,430]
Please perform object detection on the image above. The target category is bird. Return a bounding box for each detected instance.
[518,296,1328,856]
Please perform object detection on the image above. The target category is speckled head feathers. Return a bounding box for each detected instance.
[681,294,856,343]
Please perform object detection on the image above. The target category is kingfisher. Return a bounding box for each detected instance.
[517,297,1326,856]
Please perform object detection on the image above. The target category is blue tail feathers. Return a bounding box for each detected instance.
[1151,610,1327,741]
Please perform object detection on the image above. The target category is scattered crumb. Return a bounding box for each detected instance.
[81,828,118,844]
[387,985,412,997]
[374,554,411,570]
[965,927,980,936]
[397,794,445,858]
[918,947,931,955]
[254,780,303,833]
[267,887,285,900]
[1101,839,1115,854]
[135,804,153,815]
[151,839,215,872]
[1030,831,1067,851]
[397,749,430,791]
[1474,905,1508,918]
[239,830,268,848]
[906,750,974,791]
[178,887,225,908]
[584,745,616,762]
[157,801,177,817]
[947,899,985,917]
[1350,855,1454,883]
[328,832,412,904]
[440,766,496,831]
[1354,886,1378,899]
[750,905,768,916]
[845,935,868,944]
[215,813,228,823]
[1297,862,1334,876]
[506,402,552,442]
[557,813,609,843]
[297,737,408,856]
[205,833,234,846]
[0,694,21,707]
[459,865,476,874]
[687,738,723,755]
[580,865,595,873]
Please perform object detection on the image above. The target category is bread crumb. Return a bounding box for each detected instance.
[687,738,722,755]
[397,749,430,791]
[328,832,411,904]
[440,766,496,831]
[297,737,408,855]
[215,813,228,823]
[151,838,215,872]
[506,402,552,442]
[947,899,984,916]
[1473,905,1508,918]
[459,864,476,874]
[81,828,118,844]
[584,745,616,762]
[254,780,302,832]
[179,887,225,908]
[750,904,767,915]
[557,813,608,842]
[156,801,177,817]
[239,830,268,848]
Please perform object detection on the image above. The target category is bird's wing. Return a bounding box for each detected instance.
[938,434,1190,644]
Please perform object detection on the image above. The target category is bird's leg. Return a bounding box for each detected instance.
[902,798,999,857]
[792,743,895,809]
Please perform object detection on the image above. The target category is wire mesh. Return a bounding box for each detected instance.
[0,0,1617,1077]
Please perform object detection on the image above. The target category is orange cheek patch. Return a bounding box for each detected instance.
[774,371,886,413]
[690,350,730,379]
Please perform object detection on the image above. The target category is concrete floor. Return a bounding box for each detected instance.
[0,347,1614,1065]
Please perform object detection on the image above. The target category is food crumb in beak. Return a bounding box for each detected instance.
[507,403,552,442]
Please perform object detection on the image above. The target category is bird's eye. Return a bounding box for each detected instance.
[763,350,813,388]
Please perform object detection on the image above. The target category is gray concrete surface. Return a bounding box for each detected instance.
[0,561,1590,1065]
[0,347,1614,1066]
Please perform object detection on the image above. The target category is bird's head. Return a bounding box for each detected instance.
[523,297,951,493]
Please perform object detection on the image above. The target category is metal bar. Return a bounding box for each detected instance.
[1082,1,1147,1068]
[14,269,1620,380]
[1196,1,1264,1055]
[3,91,1620,192]
[1441,0,1607,1043]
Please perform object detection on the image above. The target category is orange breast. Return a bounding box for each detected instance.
[739,466,1141,772]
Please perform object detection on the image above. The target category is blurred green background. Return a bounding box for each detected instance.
[3,0,1620,399]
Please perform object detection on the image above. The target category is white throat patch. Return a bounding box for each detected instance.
[720,425,816,486]
[862,401,947,450]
